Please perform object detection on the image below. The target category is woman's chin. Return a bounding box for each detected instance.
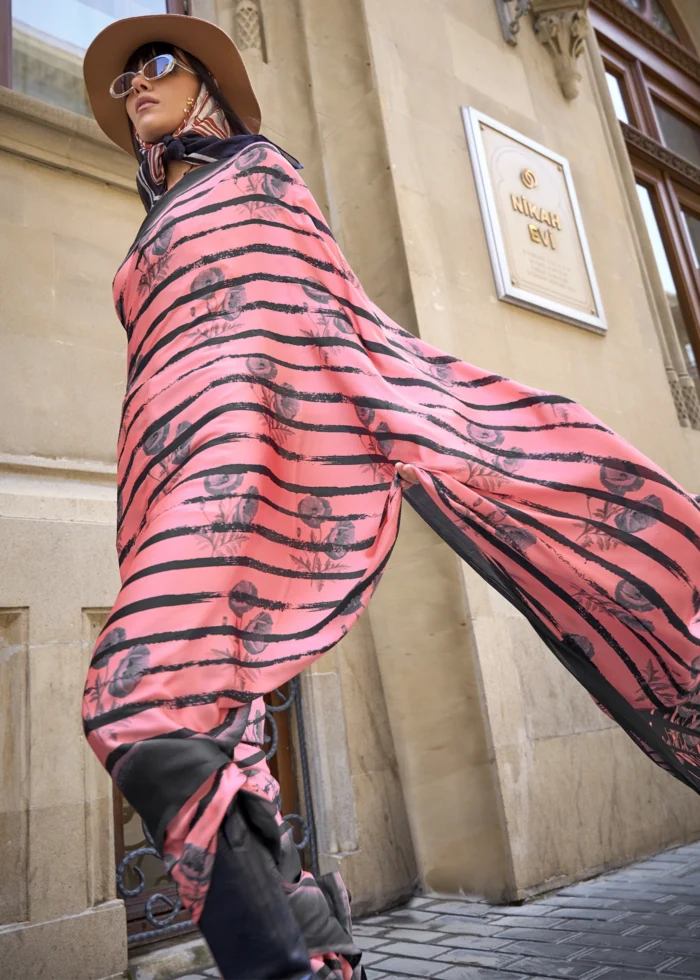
[134,119,174,145]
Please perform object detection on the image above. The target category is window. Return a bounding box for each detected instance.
[605,70,631,123]
[618,0,692,46]
[1,0,187,116]
[593,0,700,423]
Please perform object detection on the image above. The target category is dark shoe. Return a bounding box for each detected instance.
[198,799,312,980]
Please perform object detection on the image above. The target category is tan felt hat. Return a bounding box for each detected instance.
[83,14,261,156]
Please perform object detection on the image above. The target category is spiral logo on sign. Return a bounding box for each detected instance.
[520,169,537,189]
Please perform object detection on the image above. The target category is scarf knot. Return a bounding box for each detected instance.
[134,83,302,212]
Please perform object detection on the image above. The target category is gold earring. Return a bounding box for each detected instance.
[183,96,195,117]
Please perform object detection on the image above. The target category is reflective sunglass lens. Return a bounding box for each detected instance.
[143,55,174,80]
[111,72,133,96]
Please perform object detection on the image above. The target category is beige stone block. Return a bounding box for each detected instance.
[304,38,373,124]
[402,61,461,138]
[407,273,516,378]
[469,616,526,753]
[341,768,417,915]
[369,507,510,898]
[12,152,139,250]
[85,796,118,908]
[409,758,509,900]
[446,16,536,122]
[363,30,410,119]
[0,477,117,528]
[0,220,55,323]
[382,0,452,71]
[321,99,387,208]
[53,234,126,352]
[29,644,86,809]
[301,669,359,855]
[0,609,29,926]
[0,333,124,462]
[28,801,90,921]
[0,517,119,644]
[0,899,126,980]
[496,728,700,896]
[335,618,398,778]
[0,154,27,225]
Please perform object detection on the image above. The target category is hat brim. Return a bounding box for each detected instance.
[83,14,261,156]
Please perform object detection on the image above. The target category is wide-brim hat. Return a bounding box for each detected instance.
[83,14,261,156]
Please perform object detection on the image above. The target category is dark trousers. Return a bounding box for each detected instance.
[198,800,314,980]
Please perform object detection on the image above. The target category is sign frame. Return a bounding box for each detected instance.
[462,106,607,334]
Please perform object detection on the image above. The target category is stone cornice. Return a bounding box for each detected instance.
[0,86,137,193]
[591,0,700,81]
[621,120,700,187]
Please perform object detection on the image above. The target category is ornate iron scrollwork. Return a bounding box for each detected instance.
[496,0,534,45]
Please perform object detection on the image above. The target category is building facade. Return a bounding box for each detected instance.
[1,1,700,977]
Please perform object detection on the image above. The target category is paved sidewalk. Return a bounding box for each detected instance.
[164,841,700,980]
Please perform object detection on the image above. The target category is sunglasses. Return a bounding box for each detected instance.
[110,53,196,99]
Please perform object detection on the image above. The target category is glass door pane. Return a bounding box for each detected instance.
[12,0,168,116]
[636,183,699,389]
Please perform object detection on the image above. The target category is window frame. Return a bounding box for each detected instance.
[0,0,188,91]
[592,0,700,387]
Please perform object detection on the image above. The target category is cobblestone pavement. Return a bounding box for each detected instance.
[168,841,700,980]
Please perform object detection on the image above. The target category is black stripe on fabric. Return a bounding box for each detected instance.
[127,271,387,380]
[498,495,691,584]
[102,589,259,631]
[473,493,696,689]
[118,449,389,565]
[159,461,389,500]
[85,687,261,734]
[136,517,376,558]
[122,326,369,418]
[236,749,267,768]
[190,766,225,833]
[131,242,352,329]
[180,489,373,525]
[121,555,362,589]
[139,215,325,269]
[105,587,342,632]
[427,478,669,710]
[92,554,393,672]
[120,349,369,445]
[124,148,333,257]
[420,402,610,436]
[404,483,700,796]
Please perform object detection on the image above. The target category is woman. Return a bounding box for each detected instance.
[82,12,700,980]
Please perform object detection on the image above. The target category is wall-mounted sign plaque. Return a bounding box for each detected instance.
[462,107,606,333]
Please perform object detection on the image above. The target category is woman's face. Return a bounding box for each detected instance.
[125,51,201,144]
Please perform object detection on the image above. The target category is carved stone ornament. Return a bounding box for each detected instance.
[530,0,591,100]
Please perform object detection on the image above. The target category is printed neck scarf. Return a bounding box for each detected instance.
[135,83,301,212]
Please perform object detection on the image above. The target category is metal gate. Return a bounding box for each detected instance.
[114,678,317,946]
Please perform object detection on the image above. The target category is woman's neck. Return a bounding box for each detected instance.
[165,159,197,190]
